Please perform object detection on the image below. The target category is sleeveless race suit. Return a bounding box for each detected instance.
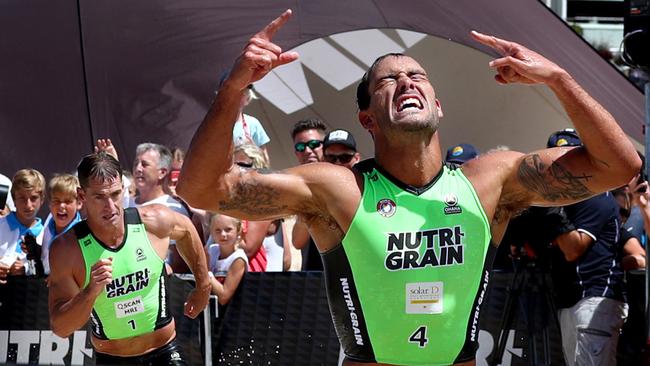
[75,208,172,340]
[322,160,495,365]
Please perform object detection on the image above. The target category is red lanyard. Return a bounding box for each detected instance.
[241,114,252,141]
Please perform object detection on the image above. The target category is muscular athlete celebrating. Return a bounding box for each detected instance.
[178,10,639,365]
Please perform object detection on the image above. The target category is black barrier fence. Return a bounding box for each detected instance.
[0,276,202,365]
[210,272,340,366]
[0,271,645,365]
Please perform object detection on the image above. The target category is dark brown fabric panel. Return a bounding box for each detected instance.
[0,0,92,180]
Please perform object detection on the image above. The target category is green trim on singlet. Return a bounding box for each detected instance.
[340,163,491,365]
[78,208,169,340]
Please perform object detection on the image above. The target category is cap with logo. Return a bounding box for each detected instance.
[445,143,479,165]
[323,129,357,151]
[547,128,582,148]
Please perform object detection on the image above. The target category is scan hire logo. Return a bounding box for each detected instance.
[443,193,462,215]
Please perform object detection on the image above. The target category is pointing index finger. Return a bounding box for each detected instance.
[470,30,510,55]
[255,9,292,41]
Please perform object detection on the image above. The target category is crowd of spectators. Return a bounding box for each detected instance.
[1,105,648,361]
[0,108,366,304]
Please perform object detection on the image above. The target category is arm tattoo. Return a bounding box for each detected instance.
[517,154,593,201]
[218,180,288,216]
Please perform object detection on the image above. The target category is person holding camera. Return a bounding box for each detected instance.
[0,169,46,284]
[546,129,628,366]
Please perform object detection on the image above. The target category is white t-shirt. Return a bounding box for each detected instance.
[263,225,285,272]
[129,194,189,217]
[207,245,248,276]
[0,215,45,267]
[121,174,133,208]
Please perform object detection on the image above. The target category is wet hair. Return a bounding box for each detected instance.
[11,169,46,199]
[356,53,406,111]
[135,142,172,171]
[77,152,123,188]
[290,119,327,140]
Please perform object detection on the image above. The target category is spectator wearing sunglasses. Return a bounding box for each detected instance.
[291,119,326,165]
[290,119,327,270]
[323,129,361,169]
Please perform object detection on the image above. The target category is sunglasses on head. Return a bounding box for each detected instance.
[325,153,355,164]
[294,140,322,153]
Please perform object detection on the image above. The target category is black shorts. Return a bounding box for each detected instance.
[95,338,187,366]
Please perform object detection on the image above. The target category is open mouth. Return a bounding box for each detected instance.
[396,96,423,112]
[103,212,117,221]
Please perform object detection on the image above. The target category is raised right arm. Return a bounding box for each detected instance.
[48,234,111,338]
[177,10,298,216]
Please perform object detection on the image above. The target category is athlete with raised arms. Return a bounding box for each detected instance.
[178,10,640,365]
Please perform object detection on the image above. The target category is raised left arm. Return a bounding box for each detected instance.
[472,31,640,207]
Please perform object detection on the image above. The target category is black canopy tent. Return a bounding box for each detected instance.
[0,0,644,177]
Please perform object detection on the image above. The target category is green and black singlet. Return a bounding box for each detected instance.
[322,159,496,365]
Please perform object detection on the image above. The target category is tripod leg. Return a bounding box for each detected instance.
[524,279,540,366]
[540,272,561,366]
[490,268,526,366]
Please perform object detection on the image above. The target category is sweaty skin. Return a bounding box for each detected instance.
[48,174,210,357]
[177,10,640,366]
